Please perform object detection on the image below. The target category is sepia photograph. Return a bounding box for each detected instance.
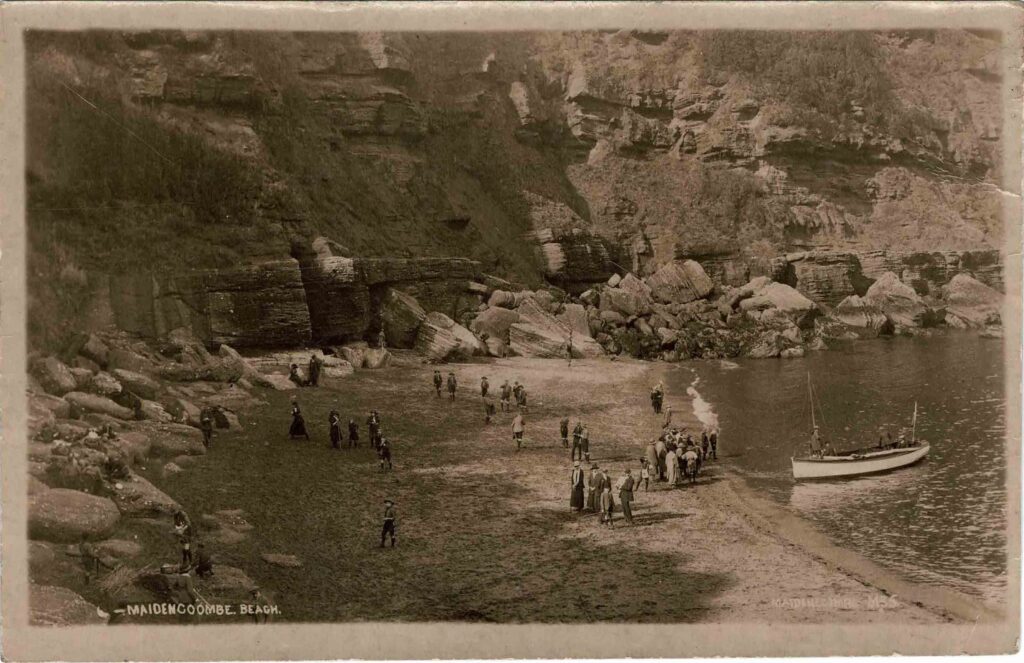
[1,1,1021,659]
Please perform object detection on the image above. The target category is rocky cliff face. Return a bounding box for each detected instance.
[26,29,1007,351]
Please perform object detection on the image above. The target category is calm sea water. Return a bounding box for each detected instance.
[672,332,1009,605]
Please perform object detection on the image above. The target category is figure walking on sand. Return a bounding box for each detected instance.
[663,406,673,428]
[654,437,667,480]
[618,469,635,524]
[289,363,306,388]
[644,440,658,479]
[566,330,574,368]
[570,461,586,512]
[433,370,443,398]
[289,400,310,440]
[500,380,512,412]
[328,408,342,450]
[367,411,382,450]
[484,400,496,424]
[600,486,614,527]
[378,329,387,350]
[447,372,458,401]
[581,424,591,462]
[638,458,651,492]
[199,407,214,449]
[480,376,489,398]
[710,427,719,460]
[512,413,525,450]
[380,500,397,548]
[560,417,570,449]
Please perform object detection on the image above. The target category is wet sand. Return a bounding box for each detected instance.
[162,354,996,623]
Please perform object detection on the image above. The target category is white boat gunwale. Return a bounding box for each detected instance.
[792,444,927,463]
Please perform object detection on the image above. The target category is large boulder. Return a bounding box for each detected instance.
[30,392,72,422]
[600,273,652,317]
[646,260,714,304]
[362,348,391,369]
[863,272,929,328]
[138,399,173,422]
[738,280,819,328]
[469,307,520,343]
[217,344,277,389]
[943,273,1003,328]
[29,488,121,542]
[30,585,106,626]
[380,289,427,348]
[414,312,485,361]
[64,392,134,420]
[509,322,603,359]
[745,330,789,359]
[107,347,159,373]
[487,289,519,309]
[111,369,161,400]
[337,343,368,369]
[110,473,181,517]
[832,295,892,334]
[31,357,78,396]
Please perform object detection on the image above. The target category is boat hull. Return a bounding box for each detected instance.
[791,444,930,480]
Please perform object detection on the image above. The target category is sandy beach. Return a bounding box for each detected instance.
[142,354,1001,624]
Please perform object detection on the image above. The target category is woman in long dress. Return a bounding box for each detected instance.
[665,448,678,485]
[289,400,310,440]
[570,462,586,512]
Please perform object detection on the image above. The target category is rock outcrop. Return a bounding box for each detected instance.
[380,288,427,348]
[831,295,892,335]
[414,312,485,361]
[943,273,1002,328]
[29,489,121,542]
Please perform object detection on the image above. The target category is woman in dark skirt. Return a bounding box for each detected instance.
[289,400,310,440]
[569,461,586,512]
[328,408,342,449]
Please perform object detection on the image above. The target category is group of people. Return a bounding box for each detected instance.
[569,463,636,526]
[562,418,592,462]
[643,426,718,486]
[289,354,324,388]
[289,401,393,471]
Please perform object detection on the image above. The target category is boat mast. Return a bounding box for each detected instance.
[912,401,918,443]
[808,373,816,429]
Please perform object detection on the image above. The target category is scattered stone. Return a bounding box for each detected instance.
[738,280,819,328]
[607,273,622,288]
[87,372,123,398]
[131,422,207,457]
[261,373,297,391]
[79,334,111,367]
[29,488,121,542]
[31,357,78,396]
[69,367,94,390]
[110,474,181,517]
[943,273,1002,328]
[138,399,173,422]
[72,355,102,373]
[108,347,158,373]
[30,392,72,422]
[163,462,183,476]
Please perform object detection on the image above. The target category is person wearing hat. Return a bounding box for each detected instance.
[560,417,570,449]
[367,411,381,450]
[307,353,322,388]
[480,376,489,398]
[378,435,393,472]
[638,457,651,492]
[710,427,719,460]
[570,461,586,512]
[380,500,397,548]
[447,372,458,401]
[433,370,443,398]
[289,399,310,441]
[199,407,214,449]
[618,468,635,524]
[571,421,584,460]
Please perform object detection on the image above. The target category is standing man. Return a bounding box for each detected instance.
[199,407,214,449]
[378,329,387,350]
[480,376,489,398]
[173,510,194,571]
[512,381,523,408]
[570,461,586,512]
[809,425,823,457]
[500,380,512,413]
[484,400,496,424]
[380,500,397,548]
[308,354,321,388]
[566,330,574,368]
[618,469,635,524]
[581,424,591,462]
[586,464,601,512]
[447,372,458,401]
[512,412,525,451]
[348,418,359,448]
[433,370,443,398]
[572,421,584,461]
[329,409,342,450]
[249,588,274,624]
[710,427,719,460]
[560,417,570,449]
[367,411,381,451]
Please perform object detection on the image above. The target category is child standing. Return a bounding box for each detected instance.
[638,458,651,492]
[600,487,614,527]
